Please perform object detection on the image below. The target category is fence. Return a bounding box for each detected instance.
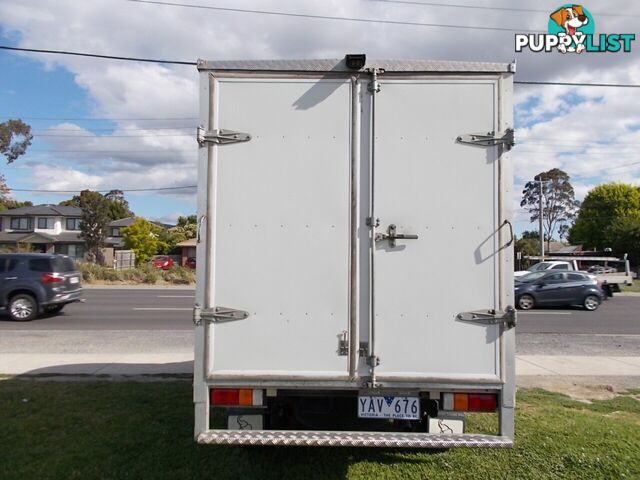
[114,250,136,270]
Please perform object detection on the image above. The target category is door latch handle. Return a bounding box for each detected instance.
[374,224,419,247]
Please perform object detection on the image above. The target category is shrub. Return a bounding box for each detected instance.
[77,261,195,285]
[163,266,195,285]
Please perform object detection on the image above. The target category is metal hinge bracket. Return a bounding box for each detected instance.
[457,128,514,150]
[193,304,250,325]
[367,355,380,367]
[197,126,251,146]
[457,306,516,329]
[338,331,349,356]
[366,67,384,93]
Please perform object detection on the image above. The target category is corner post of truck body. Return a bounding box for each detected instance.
[193,66,215,439]
[497,70,516,440]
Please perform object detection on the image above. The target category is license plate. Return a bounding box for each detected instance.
[358,395,420,420]
[69,277,79,284]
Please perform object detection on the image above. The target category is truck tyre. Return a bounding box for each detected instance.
[8,294,38,321]
[517,294,535,310]
[43,305,64,315]
[583,295,600,311]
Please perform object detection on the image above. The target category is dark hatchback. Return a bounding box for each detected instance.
[0,253,83,321]
[514,270,604,311]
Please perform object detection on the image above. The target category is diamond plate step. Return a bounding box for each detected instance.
[197,430,513,448]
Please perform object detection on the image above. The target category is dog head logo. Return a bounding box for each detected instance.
[516,5,634,54]
[548,4,595,53]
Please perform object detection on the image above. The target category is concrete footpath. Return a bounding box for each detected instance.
[2,353,640,378]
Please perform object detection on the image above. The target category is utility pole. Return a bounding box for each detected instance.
[539,177,544,259]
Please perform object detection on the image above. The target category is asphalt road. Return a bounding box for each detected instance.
[0,288,195,331]
[0,287,637,333]
[0,288,638,356]
[517,296,640,335]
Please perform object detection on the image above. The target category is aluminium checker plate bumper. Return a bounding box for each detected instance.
[197,430,513,448]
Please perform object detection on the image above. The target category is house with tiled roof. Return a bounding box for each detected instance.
[0,204,85,260]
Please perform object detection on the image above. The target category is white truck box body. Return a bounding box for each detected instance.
[194,58,516,448]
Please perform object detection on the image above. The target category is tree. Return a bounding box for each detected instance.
[609,217,640,265]
[520,168,580,251]
[0,119,33,163]
[520,230,539,240]
[156,215,197,254]
[104,189,133,221]
[173,215,197,239]
[0,120,33,207]
[0,197,33,212]
[514,235,540,270]
[59,189,133,221]
[122,218,162,265]
[569,183,640,250]
[177,215,197,227]
[58,197,79,207]
[76,190,111,263]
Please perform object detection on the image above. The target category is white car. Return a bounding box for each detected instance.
[514,261,574,278]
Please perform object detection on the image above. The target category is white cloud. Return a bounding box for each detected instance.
[1,0,639,226]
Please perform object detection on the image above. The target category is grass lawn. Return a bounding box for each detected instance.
[1,380,638,480]
[621,283,640,293]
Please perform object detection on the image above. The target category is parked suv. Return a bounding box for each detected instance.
[0,253,83,321]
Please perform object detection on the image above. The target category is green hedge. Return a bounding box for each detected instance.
[78,263,195,285]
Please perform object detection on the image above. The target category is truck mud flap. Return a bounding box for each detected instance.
[197,430,513,448]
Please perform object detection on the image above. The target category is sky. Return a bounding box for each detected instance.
[0,0,638,233]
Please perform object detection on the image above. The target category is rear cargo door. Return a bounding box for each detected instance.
[372,79,502,380]
[206,76,352,378]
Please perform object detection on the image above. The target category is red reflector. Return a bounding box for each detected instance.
[41,273,63,283]
[468,394,498,412]
[210,389,239,406]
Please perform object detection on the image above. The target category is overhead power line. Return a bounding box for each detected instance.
[6,115,197,121]
[32,126,195,132]
[516,80,640,88]
[124,0,539,33]
[368,0,640,18]
[3,45,640,88]
[9,185,196,193]
[34,133,193,138]
[0,45,196,66]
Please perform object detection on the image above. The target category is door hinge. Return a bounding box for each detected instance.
[193,304,250,325]
[338,330,349,356]
[456,306,516,329]
[197,126,251,146]
[366,217,380,227]
[457,128,514,150]
[366,67,384,93]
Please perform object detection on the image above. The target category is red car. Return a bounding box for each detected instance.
[152,256,174,270]
[185,257,196,269]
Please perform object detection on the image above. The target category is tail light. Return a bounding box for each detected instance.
[210,388,263,406]
[442,393,498,412]
[41,273,63,283]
